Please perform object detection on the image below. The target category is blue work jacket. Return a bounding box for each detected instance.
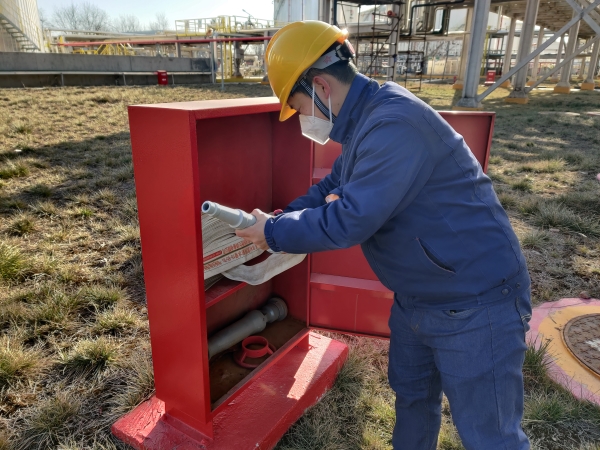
[264,73,529,307]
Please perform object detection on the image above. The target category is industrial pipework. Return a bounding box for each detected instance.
[207,297,288,359]
[202,201,256,230]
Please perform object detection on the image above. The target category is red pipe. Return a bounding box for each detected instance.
[59,36,272,47]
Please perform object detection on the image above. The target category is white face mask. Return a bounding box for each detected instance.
[298,83,333,145]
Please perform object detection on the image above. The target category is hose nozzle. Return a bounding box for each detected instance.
[202,201,257,230]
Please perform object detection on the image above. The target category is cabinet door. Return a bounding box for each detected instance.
[308,112,495,338]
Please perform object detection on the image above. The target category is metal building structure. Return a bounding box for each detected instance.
[0,0,43,52]
[456,0,600,109]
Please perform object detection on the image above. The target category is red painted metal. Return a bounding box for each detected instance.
[60,36,272,47]
[234,336,276,369]
[115,96,495,448]
[156,70,168,85]
[112,332,348,449]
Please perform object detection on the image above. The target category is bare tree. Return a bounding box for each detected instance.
[38,8,50,29]
[79,2,111,31]
[149,12,169,32]
[51,2,111,31]
[113,15,143,33]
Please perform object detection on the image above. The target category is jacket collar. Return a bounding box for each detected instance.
[329,73,378,144]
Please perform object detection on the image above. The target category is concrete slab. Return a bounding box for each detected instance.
[554,85,572,94]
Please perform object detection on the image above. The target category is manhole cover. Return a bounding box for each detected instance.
[563,314,600,375]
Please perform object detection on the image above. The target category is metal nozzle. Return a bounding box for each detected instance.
[201,201,257,229]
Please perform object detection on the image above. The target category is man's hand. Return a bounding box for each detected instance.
[235,209,271,251]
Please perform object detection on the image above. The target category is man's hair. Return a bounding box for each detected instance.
[303,42,358,86]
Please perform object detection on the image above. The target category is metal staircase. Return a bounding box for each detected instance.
[0,13,40,52]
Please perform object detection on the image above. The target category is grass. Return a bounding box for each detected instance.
[0,83,598,449]
[0,243,29,282]
[61,337,119,376]
[0,337,43,387]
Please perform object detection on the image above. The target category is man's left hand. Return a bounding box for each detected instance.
[236,209,271,251]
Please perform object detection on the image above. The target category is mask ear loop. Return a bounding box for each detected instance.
[312,82,333,123]
[311,83,316,118]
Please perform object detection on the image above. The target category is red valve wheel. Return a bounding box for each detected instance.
[234,336,276,369]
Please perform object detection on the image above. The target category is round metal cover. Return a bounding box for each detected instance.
[562,314,600,376]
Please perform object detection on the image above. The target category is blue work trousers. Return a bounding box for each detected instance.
[388,287,532,450]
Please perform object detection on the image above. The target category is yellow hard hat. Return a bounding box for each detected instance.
[266,21,348,122]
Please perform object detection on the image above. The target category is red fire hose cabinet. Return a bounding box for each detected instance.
[112,97,495,449]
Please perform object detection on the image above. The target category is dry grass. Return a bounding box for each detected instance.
[0,82,598,449]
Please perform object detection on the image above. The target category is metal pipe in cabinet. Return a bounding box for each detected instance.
[208,298,288,359]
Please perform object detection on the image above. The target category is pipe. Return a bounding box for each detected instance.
[400,0,465,37]
[207,297,288,359]
[59,36,272,47]
[202,201,256,229]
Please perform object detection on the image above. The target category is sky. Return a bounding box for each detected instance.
[37,0,275,29]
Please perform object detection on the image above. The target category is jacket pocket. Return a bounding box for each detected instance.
[415,238,456,278]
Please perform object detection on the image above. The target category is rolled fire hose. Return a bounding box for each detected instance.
[207,297,288,359]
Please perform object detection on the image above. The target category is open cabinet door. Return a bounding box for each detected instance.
[308,112,495,338]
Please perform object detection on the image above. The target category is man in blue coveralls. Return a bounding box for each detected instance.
[237,20,532,450]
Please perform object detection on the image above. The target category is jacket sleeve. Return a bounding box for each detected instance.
[265,119,434,253]
[283,155,342,213]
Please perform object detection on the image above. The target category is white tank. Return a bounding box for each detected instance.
[0,0,44,52]
[274,0,320,23]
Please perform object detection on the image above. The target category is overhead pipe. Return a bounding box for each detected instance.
[59,36,271,47]
[399,0,465,37]
[207,298,288,359]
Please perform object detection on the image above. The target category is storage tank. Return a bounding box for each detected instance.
[0,0,44,52]
[274,0,320,24]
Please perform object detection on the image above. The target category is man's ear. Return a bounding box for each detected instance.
[312,75,331,99]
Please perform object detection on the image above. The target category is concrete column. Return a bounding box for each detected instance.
[582,38,600,89]
[455,0,492,109]
[506,0,540,103]
[453,8,473,89]
[527,27,545,85]
[550,34,566,82]
[500,16,517,87]
[555,11,581,94]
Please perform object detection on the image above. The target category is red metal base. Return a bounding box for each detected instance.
[112,332,348,450]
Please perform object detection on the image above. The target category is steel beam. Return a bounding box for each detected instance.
[530,27,545,80]
[476,0,600,102]
[502,16,517,77]
[556,10,582,89]
[583,37,600,85]
[387,3,401,82]
[456,0,492,108]
[564,0,600,34]
[507,0,540,101]
[453,8,474,88]
[527,35,600,90]
[552,34,566,79]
